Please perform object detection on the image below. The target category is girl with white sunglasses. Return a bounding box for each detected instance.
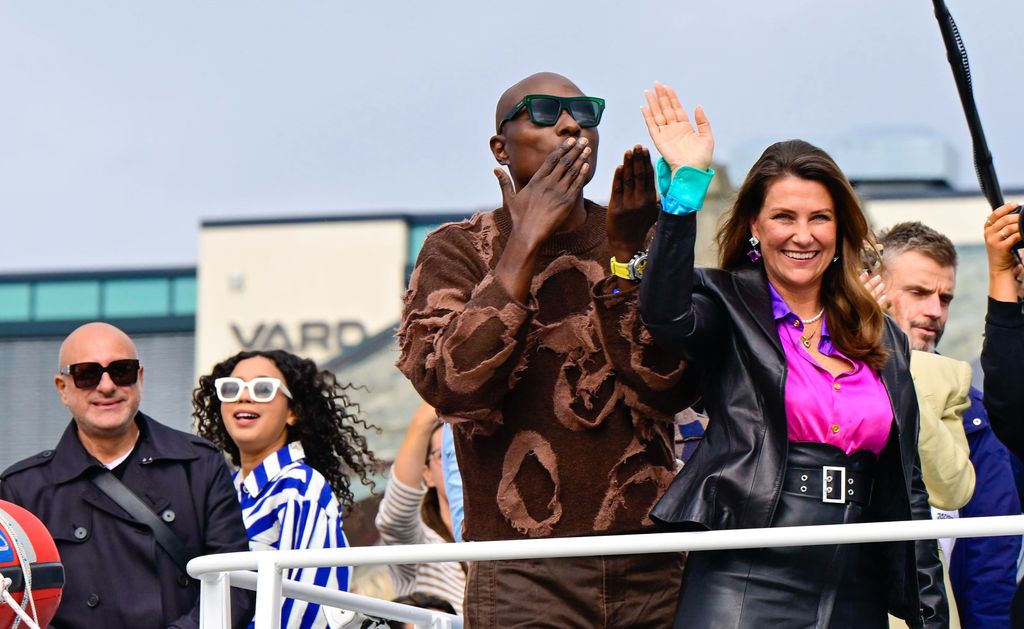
[193,350,380,629]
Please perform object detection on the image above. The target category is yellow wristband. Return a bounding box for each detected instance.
[610,256,632,280]
[610,252,647,281]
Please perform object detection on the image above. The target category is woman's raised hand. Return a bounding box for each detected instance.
[641,82,714,172]
[983,202,1023,302]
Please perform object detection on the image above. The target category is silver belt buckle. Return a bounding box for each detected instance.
[822,465,846,504]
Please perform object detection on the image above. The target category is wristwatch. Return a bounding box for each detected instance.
[610,251,648,281]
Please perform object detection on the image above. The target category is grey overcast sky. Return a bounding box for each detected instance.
[2,1,1021,273]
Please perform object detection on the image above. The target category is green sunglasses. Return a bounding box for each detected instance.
[498,94,606,131]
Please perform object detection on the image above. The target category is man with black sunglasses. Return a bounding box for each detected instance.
[397,72,694,626]
[0,322,254,628]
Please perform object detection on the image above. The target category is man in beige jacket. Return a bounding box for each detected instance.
[908,350,974,510]
[878,222,977,629]
[877,222,975,510]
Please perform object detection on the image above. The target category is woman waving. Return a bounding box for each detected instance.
[637,83,947,628]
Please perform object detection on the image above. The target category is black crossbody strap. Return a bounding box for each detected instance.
[89,469,192,574]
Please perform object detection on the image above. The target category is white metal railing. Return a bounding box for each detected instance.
[225,571,460,628]
[188,514,1024,629]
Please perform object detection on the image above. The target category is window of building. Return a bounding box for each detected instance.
[0,270,197,332]
[172,276,197,315]
[0,283,31,321]
[34,281,101,321]
[105,278,172,317]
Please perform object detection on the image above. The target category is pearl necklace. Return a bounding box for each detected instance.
[799,308,825,325]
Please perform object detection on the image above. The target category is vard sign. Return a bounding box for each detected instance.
[230,320,369,355]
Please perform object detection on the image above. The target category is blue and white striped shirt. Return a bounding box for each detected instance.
[234,442,349,629]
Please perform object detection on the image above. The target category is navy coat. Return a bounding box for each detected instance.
[948,388,1021,629]
[0,412,254,628]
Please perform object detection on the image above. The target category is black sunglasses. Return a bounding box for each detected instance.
[59,359,141,388]
[498,94,605,131]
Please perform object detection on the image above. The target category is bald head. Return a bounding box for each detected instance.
[55,322,143,456]
[59,322,138,369]
[494,72,584,132]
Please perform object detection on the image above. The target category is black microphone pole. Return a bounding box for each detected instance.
[932,0,1023,280]
[931,0,1004,210]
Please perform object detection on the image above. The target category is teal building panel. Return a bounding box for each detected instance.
[172,277,197,315]
[104,278,171,317]
[0,283,31,321]
[35,281,100,320]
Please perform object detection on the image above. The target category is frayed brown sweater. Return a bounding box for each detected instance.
[397,201,694,540]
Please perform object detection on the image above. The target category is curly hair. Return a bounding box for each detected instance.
[192,349,380,514]
[717,139,889,370]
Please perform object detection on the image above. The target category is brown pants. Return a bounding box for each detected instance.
[464,552,684,628]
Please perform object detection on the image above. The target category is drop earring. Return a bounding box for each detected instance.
[832,255,840,264]
[747,236,762,263]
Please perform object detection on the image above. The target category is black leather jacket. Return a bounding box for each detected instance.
[638,211,948,629]
[980,296,1024,624]
[981,297,1024,457]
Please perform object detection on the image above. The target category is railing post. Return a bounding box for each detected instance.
[429,612,454,628]
[253,557,282,629]
[199,572,232,629]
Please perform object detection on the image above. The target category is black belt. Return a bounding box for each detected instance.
[782,465,874,506]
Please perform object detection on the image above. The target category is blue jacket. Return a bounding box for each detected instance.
[948,387,1021,629]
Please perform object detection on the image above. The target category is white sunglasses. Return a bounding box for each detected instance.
[214,377,292,403]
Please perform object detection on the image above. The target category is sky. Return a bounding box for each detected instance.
[2,1,1022,273]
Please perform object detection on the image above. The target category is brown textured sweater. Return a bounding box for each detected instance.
[397,201,694,541]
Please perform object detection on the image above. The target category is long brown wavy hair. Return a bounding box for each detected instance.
[717,139,888,370]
